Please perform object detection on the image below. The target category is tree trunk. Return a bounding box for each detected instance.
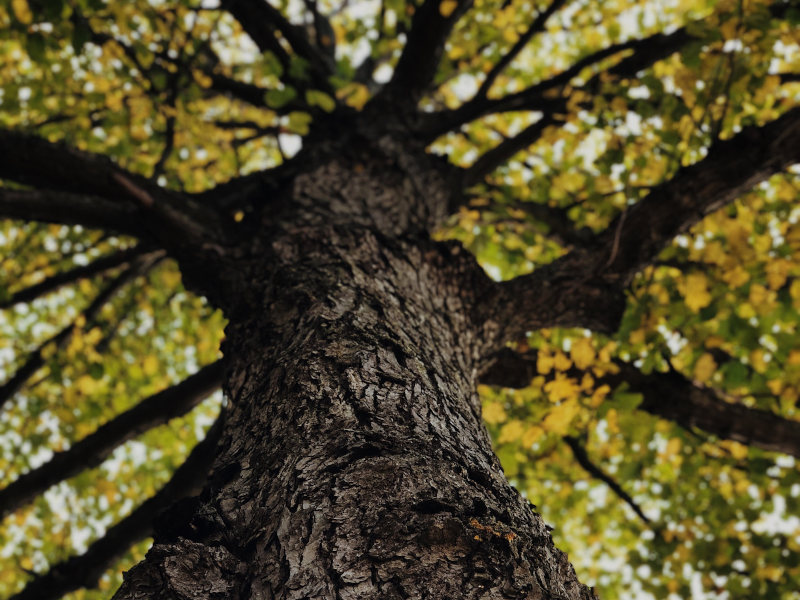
[112,130,596,599]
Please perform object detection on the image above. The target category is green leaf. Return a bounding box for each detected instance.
[265,87,297,109]
[305,90,336,113]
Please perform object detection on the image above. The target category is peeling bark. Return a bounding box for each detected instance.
[112,135,596,599]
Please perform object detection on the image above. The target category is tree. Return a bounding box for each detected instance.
[1,0,799,597]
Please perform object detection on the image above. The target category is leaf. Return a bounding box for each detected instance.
[439,0,458,17]
[143,355,159,377]
[542,399,580,435]
[12,0,33,25]
[265,87,298,109]
[305,90,336,113]
[483,401,507,424]
[693,353,717,383]
[498,419,525,443]
[682,273,712,312]
[570,338,596,370]
[25,33,46,62]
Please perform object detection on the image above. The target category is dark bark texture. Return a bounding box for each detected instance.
[111,125,596,599]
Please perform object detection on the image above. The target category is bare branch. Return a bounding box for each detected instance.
[563,435,651,524]
[0,361,223,519]
[779,72,800,84]
[7,414,224,600]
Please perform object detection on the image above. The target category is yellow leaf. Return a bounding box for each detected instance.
[589,384,611,407]
[663,437,681,459]
[553,351,572,371]
[693,353,717,383]
[12,0,33,24]
[722,265,749,288]
[542,399,580,435]
[439,0,458,17]
[544,374,579,403]
[537,350,554,374]
[580,373,594,391]
[750,348,768,374]
[498,420,525,444]
[766,379,782,395]
[570,338,596,369]
[143,355,159,376]
[483,401,507,424]
[76,375,100,395]
[748,283,770,307]
[682,273,712,312]
[522,425,544,447]
[722,440,748,460]
[765,259,790,290]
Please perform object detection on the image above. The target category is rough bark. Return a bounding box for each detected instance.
[111,129,596,599]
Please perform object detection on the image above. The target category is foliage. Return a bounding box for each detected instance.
[0,0,799,598]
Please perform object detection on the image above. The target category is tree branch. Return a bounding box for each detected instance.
[563,435,651,524]
[475,0,568,100]
[462,113,558,186]
[0,254,162,411]
[417,27,693,139]
[0,130,229,248]
[0,188,144,236]
[0,246,146,310]
[7,413,224,600]
[483,106,800,341]
[0,360,223,519]
[221,0,334,93]
[378,0,474,104]
[480,349,800,458]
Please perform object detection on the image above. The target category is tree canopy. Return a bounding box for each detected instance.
[0,0,799,598]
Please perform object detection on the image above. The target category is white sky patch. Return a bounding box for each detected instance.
[279,133,303,158]
[450,73,478,102]
[373,63,393,84]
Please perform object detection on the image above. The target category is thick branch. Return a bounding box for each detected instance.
[379,0,474,104]
[221,0,334,92]
[0,361,223,520]
[614,362,800,459]
[563,435,651,524]
[480,350,800,458]
[8,414,223,600]
[0,130,159,204]
[0,188,143,236]
[486,106,800,340]
[0,246,145,309]
[0,130,227,247]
